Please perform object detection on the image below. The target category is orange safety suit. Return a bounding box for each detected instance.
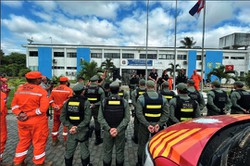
[191,72,202,91]
[0,92,7,162]
[168,77,173,90]
[49,84,73,141]
[11,83,49,165]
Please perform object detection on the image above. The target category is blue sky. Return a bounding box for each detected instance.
[1,0,250,55]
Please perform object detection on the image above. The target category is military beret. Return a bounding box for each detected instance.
[146,80,155,87]
[211,80,221,86]
[25,71,42,79]
[59,76,69,82]
[139,79,146,85]
[234,81,244,87]
[110,81,120,88]
[161,81,169,87]
[90,75,99,82]
[187,79,195,85]
[176,83,187,91]
[72,83,85,92]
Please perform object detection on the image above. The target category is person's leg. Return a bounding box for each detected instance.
[103,130,114,165]
[115,129,126,166]
[51,113,60,144]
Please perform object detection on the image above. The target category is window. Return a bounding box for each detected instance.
[67,52,76,58]
[29,51,38,57]
[122,53,134,59]
[159,54,167,59]
[223,56,229,59]
[91,53,102,58]
[29,66,38,70]
[197,55,201,60]
[231,57,244,60]
[177,54,187,60]
[166,54,174,59]
[104,53,120,58]
[54,52,64,57]
[139,54,157,59]
[67,67,77,70]
[52,66,64,69]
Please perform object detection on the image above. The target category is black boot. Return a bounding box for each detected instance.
[116,160,124,166]
[81,156,92,166]
[103,161,111,166]
[95,130,103,145]
[65,156,73,166]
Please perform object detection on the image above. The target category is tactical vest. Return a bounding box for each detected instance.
[143,93,163,122]
[207,90,227,112]
[175,96,197,122]
[85,86,101,104]
[118,90,124,98]
[188,90,201,103]
[160,90,175,101]
[66,96,85,126]
[103,96,124,128]
[234,89,250,110]
[136,88,146,100]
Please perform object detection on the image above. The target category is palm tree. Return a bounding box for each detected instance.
[100,58,116,81]
[166,63,181,76]
[180,37,196,48]
[207,65,237,84]
[77,60,98,80]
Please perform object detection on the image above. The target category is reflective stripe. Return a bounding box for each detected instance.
[118,92,123,96]
[146,105,162,109]
[34,152,45,160]
[0,153,2,158]
[69,116,80,120]
[181,108,194,112]
[88,98,97,101]
[139,92,145,95]
[180,117,192,121]
[15,150,28,157]
[145,113,161,117]
[52,132,58,135]
[15,92,42,96]
[36,108,42,115]
[52,90,71,93]
[68,102,80,106]
[164,96,173,99]
[12,105,19,110]
[108,101,121,105]
[63,132,68,136]
[49,100,54,104]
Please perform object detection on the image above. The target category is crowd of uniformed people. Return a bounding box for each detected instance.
[0,68,250,166]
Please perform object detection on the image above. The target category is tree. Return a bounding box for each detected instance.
[180,37,196,48]
[243,71,250,88]
[167,63,181,76]
[0,49,4,65]
[207,65,237,84]
[77,60,98,80]
[100,58,116,82]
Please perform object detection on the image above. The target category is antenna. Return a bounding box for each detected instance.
[27,37,33,44]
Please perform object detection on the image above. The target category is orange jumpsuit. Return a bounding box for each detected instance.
[168,77,173,90]
[49,84,73,141]
[0,92,7,162]
[11,83,49,165]
[191,73,202,90]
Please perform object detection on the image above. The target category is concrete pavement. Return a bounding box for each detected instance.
[1,114,138,166]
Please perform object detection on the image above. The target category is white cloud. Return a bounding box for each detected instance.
[2,1,23,8]
[31,10,52,22]
[31,1,57,12]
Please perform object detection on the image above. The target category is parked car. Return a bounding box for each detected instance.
[145,115,250,166]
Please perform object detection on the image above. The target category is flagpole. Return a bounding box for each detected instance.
[173,0,178,90]
[200,0,206,91]
[145,0,149,82]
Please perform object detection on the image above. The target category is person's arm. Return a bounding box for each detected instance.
[169,98,180,123]
[136,96,150,127]
[116,100,130,133]
[97,100,111,132]
[76,101,92,131]
[157,98,169,127]
[60,103,74,130]
[199,92,205,111]
[194,101,201,118]
[207,92,221,113]
[230,92,244,112]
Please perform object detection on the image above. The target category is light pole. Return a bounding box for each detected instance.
[145,0,149,82]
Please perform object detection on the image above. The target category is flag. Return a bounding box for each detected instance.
[189,0,205,18]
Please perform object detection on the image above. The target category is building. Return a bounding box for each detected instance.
[219,33,250,50]
[24,44,250,83]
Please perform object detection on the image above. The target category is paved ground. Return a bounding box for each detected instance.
[2,114,138,166]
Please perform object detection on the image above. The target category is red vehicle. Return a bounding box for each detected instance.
[145,115,250,166]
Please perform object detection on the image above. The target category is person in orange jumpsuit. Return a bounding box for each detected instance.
[168,76,173,90]
[49,76,73,146]
[191,70,202,91]
[11,71,52,166]
[0,90,7,165]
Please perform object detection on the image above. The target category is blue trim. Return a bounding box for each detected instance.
[188,50,197,78]
[77,48,90,72]
[38,47,52,79]
[205,51,223,81]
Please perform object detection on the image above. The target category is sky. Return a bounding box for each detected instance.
[1,0,250,55]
